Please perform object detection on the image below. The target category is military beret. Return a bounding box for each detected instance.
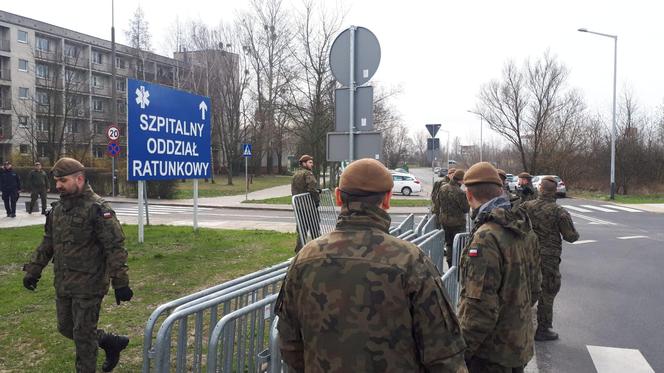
[448,168,457,175]
[299,154,313,163]
[463,162,502,186]
[518,172,533,179]
[541,175,557,184]
[496,169,507,180]
[339,158,393,194]
[52,157,85,177]
[453,169,465,181]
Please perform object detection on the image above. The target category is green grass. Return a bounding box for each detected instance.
[569,190,664,204]
[243,195,431,207]
[0,225,294,372]
[173,175,291,199]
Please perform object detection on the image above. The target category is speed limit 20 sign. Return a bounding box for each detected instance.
[106,125,120,141]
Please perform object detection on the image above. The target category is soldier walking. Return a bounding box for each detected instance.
[276,159,468,372]
[459,162,538,373]
[516,172,538,203]
[22,157,133,372]
[436,169,469,268]
[291,155,321,252]
[431,167,455,228]
[1,160,21,218]
[29,161,50,214]
[522,176,579,341]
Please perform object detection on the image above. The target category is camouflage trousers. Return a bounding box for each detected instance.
[537,255,562,329]
[467,357,525,373]
[56,296,105,373]
[443,224,466,267]
[29,189,48,213]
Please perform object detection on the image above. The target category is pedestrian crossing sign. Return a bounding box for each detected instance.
[242,144,252,157]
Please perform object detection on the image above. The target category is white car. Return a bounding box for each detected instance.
[532,175,567,197]
[506,174,518,192]
[392,172,422,196]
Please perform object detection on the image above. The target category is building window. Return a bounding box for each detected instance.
[94,145,106,158]
[17,30,28,43]
[36,37,50,52]
[116,79,126,92]
[92,75,104,88]
[95,122,105,135]
[18,116,29,128]
[37,143,47,157]
[18,59,28,72]
[36,64,49,78]
[93,99,104,112]
[19,87,29,99]
[117,100,126,114]
[37,117,47,132]
[92,51,103,64]
[116,57,125,69]
[36,91,49,105]
[65,45,80,58]
[66,120,80,134]
[20,144,30,154]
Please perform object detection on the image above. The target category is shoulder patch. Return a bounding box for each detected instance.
[468,247,479,257]
[102,211,113,219]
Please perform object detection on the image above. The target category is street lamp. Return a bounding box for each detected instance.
[467,110,483,162]
[578,27,618,200]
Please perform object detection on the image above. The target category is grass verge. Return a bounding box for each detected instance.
[569,190,664,204]
[0,225,294,372]
[173,175,291,199]
[243,195,431,207]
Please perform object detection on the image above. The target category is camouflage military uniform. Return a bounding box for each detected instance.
[522,192,579,330]
[276,202,468,372]
[516,183,538,204]
[29,168,49,214]
[437,179,470,267]
[459,196,536,371]
[23,183,129,373]
[291,166,321,252]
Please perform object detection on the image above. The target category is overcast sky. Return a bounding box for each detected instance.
[4,0,664,146]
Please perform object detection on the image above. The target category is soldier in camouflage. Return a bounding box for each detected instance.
[276,158,468,372]
[516,172,538,204]
[436,169,470,268]
[459,162,538,373]
[22,157,133,373]
[431,167,455,228]
[28,161,50,214]
[522,176,579,341]
[291,155,321,252]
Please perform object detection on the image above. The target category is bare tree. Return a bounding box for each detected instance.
[125,6,152,51]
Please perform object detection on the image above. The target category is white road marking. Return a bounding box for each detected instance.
[587,345,655,373]
[572,240,598,245]
[569,212,616,226]
[617,235,648,240]
[601,204,643,212]
[581,205,617,212]
[562,205,592,213]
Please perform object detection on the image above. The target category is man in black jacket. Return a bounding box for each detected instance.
[1,161,21,217]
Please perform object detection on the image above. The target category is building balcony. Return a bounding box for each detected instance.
[91,110,109,120]
[91,62,111,74]
[36,77,64,90]
[64,55,90,69]
[0,96,10,111]
[91,85,111,96]
[68,83,90,94]
[0,115,11,140]
[0,39,9,52]
[34,49,63,62]
[71,107,90,118]
[36,104,62,115]
[0,68,9,82]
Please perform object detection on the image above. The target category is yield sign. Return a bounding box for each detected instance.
[426,124,441,138]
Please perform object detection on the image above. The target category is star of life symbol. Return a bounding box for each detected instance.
[135,85,150,109]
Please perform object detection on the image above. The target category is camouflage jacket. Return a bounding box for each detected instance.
[516,183,538,203]
[23,183,129,297]
[436,179,470,227]
[29,169,49,190]
[431,179,445,215]
[522,192,579,257]
[291,167,320,205]
[459,196,536,367]
[276,203,468,372]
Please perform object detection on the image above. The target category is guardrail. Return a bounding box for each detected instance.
[292,189,337,248]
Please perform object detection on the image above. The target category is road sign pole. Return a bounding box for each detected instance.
[193,179,198,231]
[138,181,144,243]
[349,26,356,162]
[111,157,116,197]
[245,157,248,201]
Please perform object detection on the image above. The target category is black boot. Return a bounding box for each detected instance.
[535,326,559,341]
[98,333,129,372]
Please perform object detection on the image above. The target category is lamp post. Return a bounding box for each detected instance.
[578,27,618,200]
[440,129,450,171]
[467,110,483,162]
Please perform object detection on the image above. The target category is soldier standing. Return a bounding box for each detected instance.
[431,167,455,228]
[276,158,468,372]
[459,162,536,372]
[516,172,538,203]
[291,155,321,252]
[29,161,50,214]
[1,160,21,218]
[436,169,469,268]
[522,176,579,341]
[22,157,133,372]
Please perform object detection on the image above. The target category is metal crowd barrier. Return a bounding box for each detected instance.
[442,268,459,308]
[142,260,291,372]
[389,213,414,236]
[413,229,445,273]
[415,214,429,236]
[421,214,437,235]
[292,189,338,248]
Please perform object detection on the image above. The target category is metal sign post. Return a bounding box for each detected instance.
[193,179,198,231]
[349,26,356,162]
[138,181,144,243]
[242,144,252,200]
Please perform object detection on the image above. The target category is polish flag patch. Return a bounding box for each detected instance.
[468,248,479,257]
[103,211,113,219]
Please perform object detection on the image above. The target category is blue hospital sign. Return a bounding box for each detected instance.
[127,79,211,181]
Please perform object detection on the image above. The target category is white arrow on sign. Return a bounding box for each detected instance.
[199,101,208,120]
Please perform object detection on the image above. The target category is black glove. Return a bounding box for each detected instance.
[114,286,133,305]
[23,274,39,291]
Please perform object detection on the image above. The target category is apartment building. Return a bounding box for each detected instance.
[0,10,236,166]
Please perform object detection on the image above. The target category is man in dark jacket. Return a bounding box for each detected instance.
[1,160,21,217]
[29,161,50,214]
